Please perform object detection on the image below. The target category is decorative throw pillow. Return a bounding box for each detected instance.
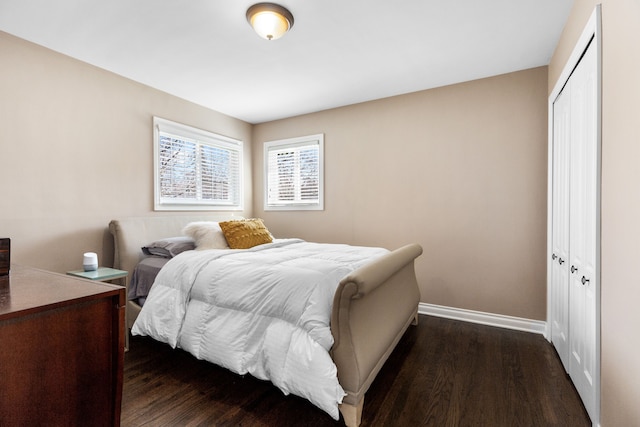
[142,236,195,258]
[182,221,230,250]
[219,218,273,249]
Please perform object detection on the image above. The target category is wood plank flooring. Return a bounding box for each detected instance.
[121,315,591,426]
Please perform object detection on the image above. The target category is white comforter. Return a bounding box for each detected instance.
[132,239,388,419]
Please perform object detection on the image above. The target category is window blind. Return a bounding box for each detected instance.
[154,117,242,210]
[265,135,323,210]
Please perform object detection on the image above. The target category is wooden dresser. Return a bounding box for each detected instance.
[0,264,125,427]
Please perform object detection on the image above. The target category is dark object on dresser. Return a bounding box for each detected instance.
[0,264,125,427]
[0,238,9,276]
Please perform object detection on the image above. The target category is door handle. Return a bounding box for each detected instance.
[558,258,565,265]
[552,254,557,261]
[581,276,590,285]
[571,265,578,273]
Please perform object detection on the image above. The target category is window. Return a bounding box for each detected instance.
[264,134,324,211]
[154,117,243,211]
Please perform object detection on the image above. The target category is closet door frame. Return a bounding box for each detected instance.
[546,5,601,426]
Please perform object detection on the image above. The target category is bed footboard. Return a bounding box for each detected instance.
[330,243,423,427]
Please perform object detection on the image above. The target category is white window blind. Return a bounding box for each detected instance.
[154,117,243,211]
[264,134,324,210]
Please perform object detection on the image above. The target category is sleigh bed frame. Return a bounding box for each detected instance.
[109,215,422,427]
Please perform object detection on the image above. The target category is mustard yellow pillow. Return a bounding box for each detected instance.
[219,218,273,249]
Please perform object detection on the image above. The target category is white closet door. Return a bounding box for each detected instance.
[550,87,571,371]
[568,39,598,421]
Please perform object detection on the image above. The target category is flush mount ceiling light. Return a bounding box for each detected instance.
[246,3,294,40]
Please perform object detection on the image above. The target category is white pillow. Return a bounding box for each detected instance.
[182,221,229,250]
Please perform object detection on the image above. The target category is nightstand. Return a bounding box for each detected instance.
[67,267,129,351]
[67,267,128,285]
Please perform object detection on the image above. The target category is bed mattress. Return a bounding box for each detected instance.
[128,257,170,306]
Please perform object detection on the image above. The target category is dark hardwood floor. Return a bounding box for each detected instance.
[121,315,591,426]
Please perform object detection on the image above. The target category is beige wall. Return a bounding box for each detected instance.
[253,67,549,321]
[550,1,640,425]
[0,32,253,273]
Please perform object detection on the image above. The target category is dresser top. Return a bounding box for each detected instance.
[0,264,124,321]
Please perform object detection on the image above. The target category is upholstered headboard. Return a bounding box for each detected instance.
[109,215,238,276]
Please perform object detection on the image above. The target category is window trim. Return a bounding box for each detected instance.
[153,117,243,211]
[263,134,324,211]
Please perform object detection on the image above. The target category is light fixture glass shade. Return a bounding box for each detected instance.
[246,3,294,40]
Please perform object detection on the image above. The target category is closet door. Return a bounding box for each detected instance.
[550,87,571,371]
[568,39,598,421]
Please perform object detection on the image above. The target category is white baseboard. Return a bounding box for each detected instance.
[418,303,547,336]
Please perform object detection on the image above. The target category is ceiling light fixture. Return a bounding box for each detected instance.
[246,3,294,41]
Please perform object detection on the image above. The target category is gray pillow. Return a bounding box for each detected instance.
[142,236,195,258]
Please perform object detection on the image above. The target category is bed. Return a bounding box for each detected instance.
[109,215,422,427]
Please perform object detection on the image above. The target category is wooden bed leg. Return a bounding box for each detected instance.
[339,400,363,427]
[412,312,419,325]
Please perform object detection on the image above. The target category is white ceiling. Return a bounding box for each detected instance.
[0,0,573,124]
